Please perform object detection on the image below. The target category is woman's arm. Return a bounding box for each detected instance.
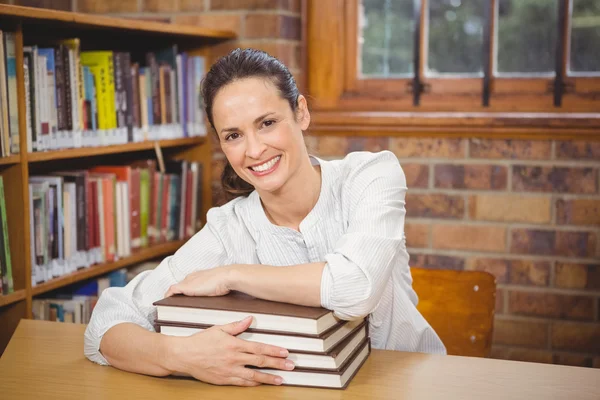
[166,152,407,320]
[98,318,293,386]
[85,215,293,385]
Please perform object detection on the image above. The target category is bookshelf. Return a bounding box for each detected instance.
[0,4,236,354]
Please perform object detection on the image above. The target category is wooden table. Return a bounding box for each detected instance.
[1,320,599,399]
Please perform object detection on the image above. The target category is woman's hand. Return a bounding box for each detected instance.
[165,316,294,386]
[165,266,235,297]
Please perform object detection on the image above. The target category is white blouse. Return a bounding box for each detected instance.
[84,150,446,365]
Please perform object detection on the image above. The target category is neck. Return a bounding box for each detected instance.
[258,157,321,231]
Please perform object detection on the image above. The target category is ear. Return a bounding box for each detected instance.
[296,95,311,131]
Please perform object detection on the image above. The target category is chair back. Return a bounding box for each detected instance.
[410,267,496,357]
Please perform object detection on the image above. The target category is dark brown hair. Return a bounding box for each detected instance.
[201,48,300,200]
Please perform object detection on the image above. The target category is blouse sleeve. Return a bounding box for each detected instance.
[320,151,410,320]
[84,209,229,366]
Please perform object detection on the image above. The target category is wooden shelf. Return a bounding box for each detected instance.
[32,240,185,296]
[27,137,205,163]
[0,4,236,40]
[0,155,20,166]
[0,290,26,308]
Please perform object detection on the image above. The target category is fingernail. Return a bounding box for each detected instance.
[279,350,289,357]
[285,361,295,370]
[275,377,283,385]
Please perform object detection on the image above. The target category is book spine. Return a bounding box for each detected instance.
[122,53,134,142]
[62,46,73,132]
[0,177,13,293]
[113,52,126,135]
[4,33,19,154]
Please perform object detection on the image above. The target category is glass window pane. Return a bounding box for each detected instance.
[427,0,485,76]
[569,0,600,74]
[360,0,416,78]
[496,0,557,75]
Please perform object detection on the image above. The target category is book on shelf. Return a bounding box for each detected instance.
[0,176,14,294]
[28,159,203,286]
[18,38,207,153]
[154,291,371,389]
[0,30,19,157]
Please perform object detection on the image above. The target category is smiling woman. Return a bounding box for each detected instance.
[83,48,446,388]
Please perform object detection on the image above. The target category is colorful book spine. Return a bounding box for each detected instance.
[0,177,14,293]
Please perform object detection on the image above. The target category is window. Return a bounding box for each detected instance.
[306,0,600,125]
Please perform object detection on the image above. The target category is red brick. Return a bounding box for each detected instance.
[470,139,551,160]
[15,0,71,10]
[143,0,178,12]
[346,137,390,153]
[556,199,600,226]
[492,319,548,348]
[555,231,598,258]
[469,194,551,224]
[555,262,600,290]
[509,261,551,286]
[553,353,594,367]
[173,14,243,35]
[410,254,464,271]
[490,347,553,364]
[434,164,507,190]
[510,228,597,258]
[467,258,550,286]
[496,289,505,314]
[77,0,138,12]
[432,225,506,252]
[551,322,600,353]
[404,223,429,248]
[466,258,509,284]
[211,0,288,10]
[512,166,598,194]
[390,138,466,159]
[556,141,600,160]
[401,163,429,189]
[406,193,464,219]
[317,136,347,157]
[210,41,299,69]
[509,291,595,321]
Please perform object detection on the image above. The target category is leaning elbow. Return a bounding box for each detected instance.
[333,296,379,321]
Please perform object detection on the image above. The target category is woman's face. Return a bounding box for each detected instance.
[212,77,310,194]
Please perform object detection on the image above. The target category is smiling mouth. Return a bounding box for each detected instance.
[248,155,281,173]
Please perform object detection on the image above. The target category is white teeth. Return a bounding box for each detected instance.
[251,156,280,172]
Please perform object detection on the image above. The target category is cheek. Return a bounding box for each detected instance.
[222,144,246,168]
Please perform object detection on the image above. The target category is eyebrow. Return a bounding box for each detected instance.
[220,112,276,135]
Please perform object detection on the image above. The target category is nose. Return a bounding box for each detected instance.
[245,132,267,159]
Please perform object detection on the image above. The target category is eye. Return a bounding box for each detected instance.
[225,132,240,141]
[262,119,276,128]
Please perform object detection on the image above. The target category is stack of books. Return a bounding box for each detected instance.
[153,291,371,389]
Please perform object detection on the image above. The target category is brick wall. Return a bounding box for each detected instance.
[300,136,599,368]
[13,0,599,368]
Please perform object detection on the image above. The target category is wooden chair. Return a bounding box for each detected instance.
[410,267,496,358]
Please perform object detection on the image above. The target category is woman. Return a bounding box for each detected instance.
[84,48,446,386]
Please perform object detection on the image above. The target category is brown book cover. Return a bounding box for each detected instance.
[153,292,332,321]
[278,340,371,389]
[129,168,141,249]
[155,317,367,341]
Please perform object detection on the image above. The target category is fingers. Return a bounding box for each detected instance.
[164,284,182,298]
[233,367,284,386]
[237,338,289,358]
[217,316,253,336]
[226,378,261,387]
[238,353,295,371]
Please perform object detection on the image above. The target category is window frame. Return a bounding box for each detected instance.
[305,0,600,139]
